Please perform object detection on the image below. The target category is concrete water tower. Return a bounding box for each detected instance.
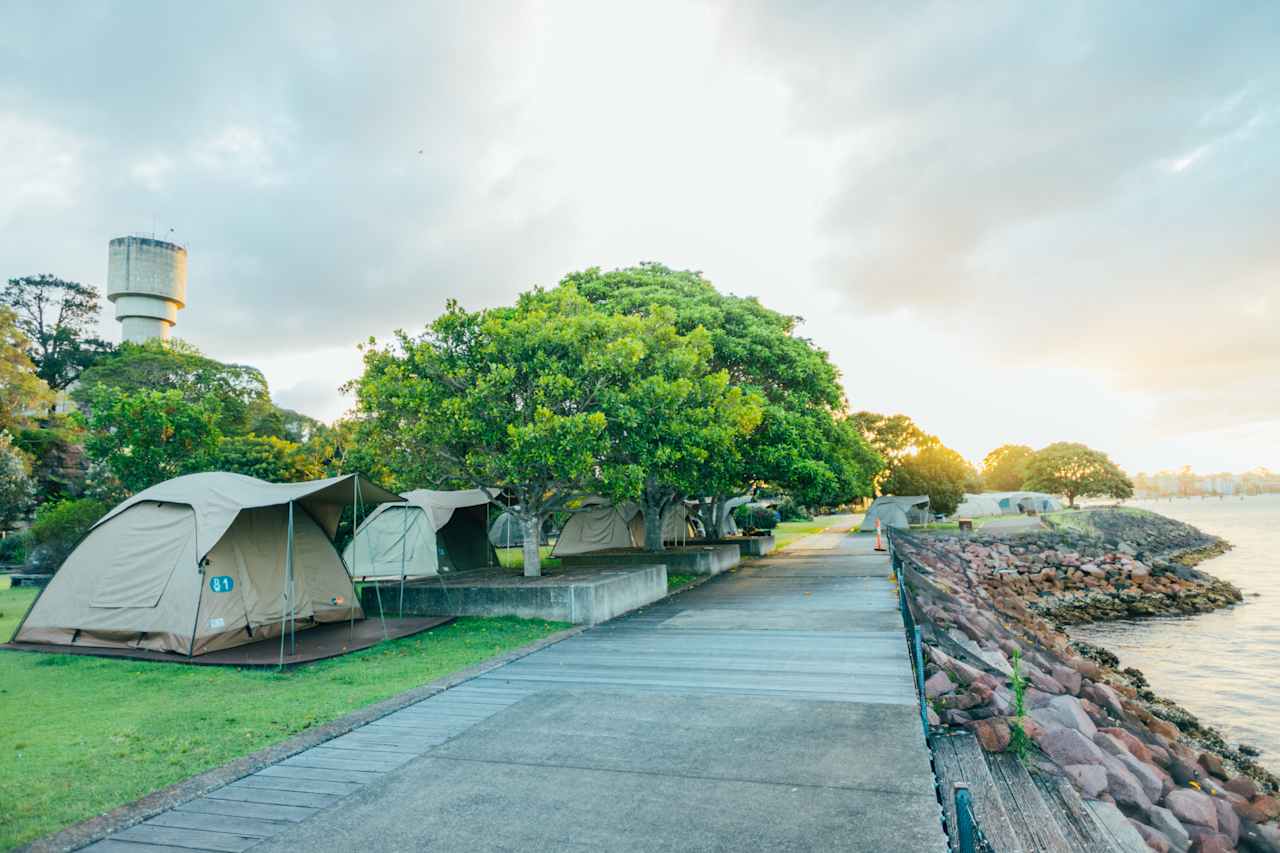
[106,235,188,343]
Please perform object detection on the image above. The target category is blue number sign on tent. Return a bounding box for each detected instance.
[209,576,235,593]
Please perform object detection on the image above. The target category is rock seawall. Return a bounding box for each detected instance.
[895,508,1274,853]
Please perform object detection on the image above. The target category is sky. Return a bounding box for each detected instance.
[2,1,1277,475]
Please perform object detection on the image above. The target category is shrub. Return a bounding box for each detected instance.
[776,497,811,523]
[0,532,28,565]
[734,504,779,532]
[27,497,108,572]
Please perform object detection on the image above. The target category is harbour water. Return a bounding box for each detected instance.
[1069,494,1280,772]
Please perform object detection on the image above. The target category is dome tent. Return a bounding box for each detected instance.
[13,472,401,657]
[859,495,932,532]
[344,489,500,580]
[550,498,696,556]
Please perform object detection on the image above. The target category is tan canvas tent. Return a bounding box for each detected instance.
[551,499,697,556]
[859,495,932,531]
[13,472,401,657]
[343,489,499,579]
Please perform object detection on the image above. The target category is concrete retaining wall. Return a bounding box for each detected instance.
[695,536,775,557]
[560,543,741,576]
[360,565,667,626]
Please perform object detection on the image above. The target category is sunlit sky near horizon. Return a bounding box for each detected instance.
[3,2,1277,475]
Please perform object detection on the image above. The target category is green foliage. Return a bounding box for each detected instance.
[1009,648,1032,762]
[982,444,1035,492]
[1023,442,1134,507]
[351,285,760,570]
[1,275,113,391]
[568,264,877,508]
[74,339,272,436]
[851,412,937,491]
[79,387,222,496]
[776,497,811,522]
[27,497,109,571]
[0,531,27,564]
[14,421,86,504]
[0,431,35,530]
[0,306,54,431]
[734,504,780,531]
[215,434,324,482]
[883,444,971,516]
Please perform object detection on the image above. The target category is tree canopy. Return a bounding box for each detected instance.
[882,444,971,516]
[1022,442,1134,507]
[0,306,54,432]
[981,443,1035,491]
[0,431,35,530]
[74,340,275,436]
[565,264,876,521]
[851,412,936,492]
[349,285,760,572]
[79,387,222,497]
[1,275,113,390]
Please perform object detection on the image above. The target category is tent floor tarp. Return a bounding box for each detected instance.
[1,616,453,667]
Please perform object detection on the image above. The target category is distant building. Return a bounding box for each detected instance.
[106,236,188,343]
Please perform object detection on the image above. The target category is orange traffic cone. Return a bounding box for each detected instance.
[874,518,886,551]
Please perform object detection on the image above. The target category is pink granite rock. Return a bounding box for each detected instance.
[1213,796,1239,845]
[1128,819,1172,853]
[1224,775,1258,800]
[1051,663,1083,695]
[1166,789,1219,831]
[925,671,956,698]
[1038,726,1107,766]
[1064,764,1108,798]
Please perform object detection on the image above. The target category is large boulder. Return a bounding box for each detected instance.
[1147,805,1192,852]
[925,671,956,698]
[1033,695,1098,738]
[1052,663,1083,695]
[1166,789,1219,831]
[1100,753,1154,813]
[1064,764,1108,798]
[1038,726,1107,766]
[968,717,1012,753]
[1213,796,1240,846]
[1129,820,1172,853]
[1224,775,1258,800]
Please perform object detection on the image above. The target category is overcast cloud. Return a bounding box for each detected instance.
[2,1,1277,473]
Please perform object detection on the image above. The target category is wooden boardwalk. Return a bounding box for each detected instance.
[83,519,946,852]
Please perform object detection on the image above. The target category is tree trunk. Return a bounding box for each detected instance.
[643,500,664,552]
[520,513,542,577]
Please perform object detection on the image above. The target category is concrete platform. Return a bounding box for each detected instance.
[360,564,666,626]
[695,534,775,556]
[560,543,740,576]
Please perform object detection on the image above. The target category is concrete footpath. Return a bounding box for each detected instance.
[84,518,947,852]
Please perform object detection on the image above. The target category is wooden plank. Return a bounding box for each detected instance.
[146,809,288,838]
[1034,775,1109,850]
[231,775,362,796]
[111,824,259,852]
[205,785,341,809]
[280,755,399,773]
[302,746,413,766]
[82,841,221,853]
[176,797,319,823]
[255,764,383,784]
[931,732,1023,852]
[986,754,1072,853]
[1085,801,1151,852]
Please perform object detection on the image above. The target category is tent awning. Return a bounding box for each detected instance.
[96,472,403,558]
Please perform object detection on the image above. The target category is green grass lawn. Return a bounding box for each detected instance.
[667,573,697,591]
[494,546,562,572]
[772,515,851,550]
[0,578,566,850]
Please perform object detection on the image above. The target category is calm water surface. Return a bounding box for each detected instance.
[1069,495,1280,772]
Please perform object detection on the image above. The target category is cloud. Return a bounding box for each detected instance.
[727,1,1280,429]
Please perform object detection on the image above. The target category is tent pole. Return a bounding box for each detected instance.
[349,475,358,645]
[287,500,296,655]
[363,478,390,641]
[398,503,407,616]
